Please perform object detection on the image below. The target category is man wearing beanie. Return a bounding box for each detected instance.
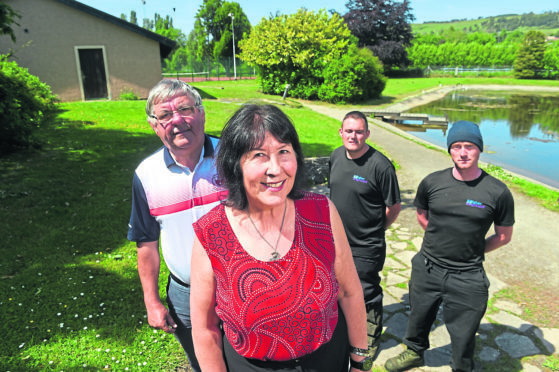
[385,120,515,372]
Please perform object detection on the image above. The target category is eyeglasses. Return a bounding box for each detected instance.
[151,105,200,129]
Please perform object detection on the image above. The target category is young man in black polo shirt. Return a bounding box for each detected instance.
[385,120,515,372]
[329,111,401,361]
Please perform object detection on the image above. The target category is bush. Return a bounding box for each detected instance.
[119,88,140,100]
[0,56,58,155]
[240,10,390,103]
[384,67,424,78]
[259,63,323,100]
[318,46,387,104]
[240,10,353,101]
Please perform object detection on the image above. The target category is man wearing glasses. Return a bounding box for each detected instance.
[127,79,226,372]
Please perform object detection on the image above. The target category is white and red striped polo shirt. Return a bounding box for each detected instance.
[128,135,227,285]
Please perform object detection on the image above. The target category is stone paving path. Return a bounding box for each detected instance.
[379,222,559,371]
[309,184,559,371]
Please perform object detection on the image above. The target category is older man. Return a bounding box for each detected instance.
[127,79,227,372]
[385,120,515,372]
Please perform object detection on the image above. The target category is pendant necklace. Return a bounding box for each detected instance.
[248,200,287,261]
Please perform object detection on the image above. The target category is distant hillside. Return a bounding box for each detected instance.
[412,10,559,36]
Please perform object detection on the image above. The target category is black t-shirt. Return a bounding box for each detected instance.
[329,146,401,254]
[414,168,515,268]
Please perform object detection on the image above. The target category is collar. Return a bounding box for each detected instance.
[163,134,216,169]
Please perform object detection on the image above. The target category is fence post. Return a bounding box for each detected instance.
[227,57,230,80]
[282,84,290,100]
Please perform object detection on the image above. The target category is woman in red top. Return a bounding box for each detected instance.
[191,104,371,372]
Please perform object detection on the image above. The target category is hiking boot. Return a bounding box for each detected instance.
[385,348,424,372]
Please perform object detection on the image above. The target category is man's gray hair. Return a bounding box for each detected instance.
[145,79,204,123]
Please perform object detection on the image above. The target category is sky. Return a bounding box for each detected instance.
[78,0,559,35]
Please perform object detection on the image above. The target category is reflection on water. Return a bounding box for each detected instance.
[401,90,559,188]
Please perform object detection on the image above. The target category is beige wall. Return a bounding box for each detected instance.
[0,0,164,101]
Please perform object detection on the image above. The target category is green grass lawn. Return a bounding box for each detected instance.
[1,77,557,371]
[1,100,187,370]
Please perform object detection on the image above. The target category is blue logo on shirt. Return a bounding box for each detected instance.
[466,199,485,209]
[352,175,368,184]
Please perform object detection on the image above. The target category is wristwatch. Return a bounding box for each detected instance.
[350,355,373,371]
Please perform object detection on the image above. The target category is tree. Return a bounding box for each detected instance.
[514,30,546,79]
[212,3,250,60]
[164,47,189,72]
[0,2,20,43]
[194,0,251,73]
[136,13,186,72]
[240,9,385,102]
[195,0,222,46]
[153,13,185,45]
[130,10,138,25]
[185,28,206,71]
[162,28,206,73]
[143,18,154,30]
[343,0,415,70]
[543,40,559,79]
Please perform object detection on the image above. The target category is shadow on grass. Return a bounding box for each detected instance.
[0,120,187,369]
[192,87,217,100]
[299,141,335,159]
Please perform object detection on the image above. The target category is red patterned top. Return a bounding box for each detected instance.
[193,192,339,361]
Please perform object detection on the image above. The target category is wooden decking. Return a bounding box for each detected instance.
[372,111,448,130]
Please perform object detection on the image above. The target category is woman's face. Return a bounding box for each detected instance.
[240,131,297,211]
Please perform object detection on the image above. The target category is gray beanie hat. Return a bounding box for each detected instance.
[446,120,483,152]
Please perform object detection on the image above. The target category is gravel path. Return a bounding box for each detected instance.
[302,85,559,327]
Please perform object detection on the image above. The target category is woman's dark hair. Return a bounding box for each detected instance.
[217,104,306,210]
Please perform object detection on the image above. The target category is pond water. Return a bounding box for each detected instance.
[401,89,559,189]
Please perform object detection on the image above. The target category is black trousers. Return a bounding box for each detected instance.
[404,253,490,372]
[353,243,386,345]
[223,308,349,372]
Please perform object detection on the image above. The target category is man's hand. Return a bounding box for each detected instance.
[146,300,177,333]
[137,241,177,333]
